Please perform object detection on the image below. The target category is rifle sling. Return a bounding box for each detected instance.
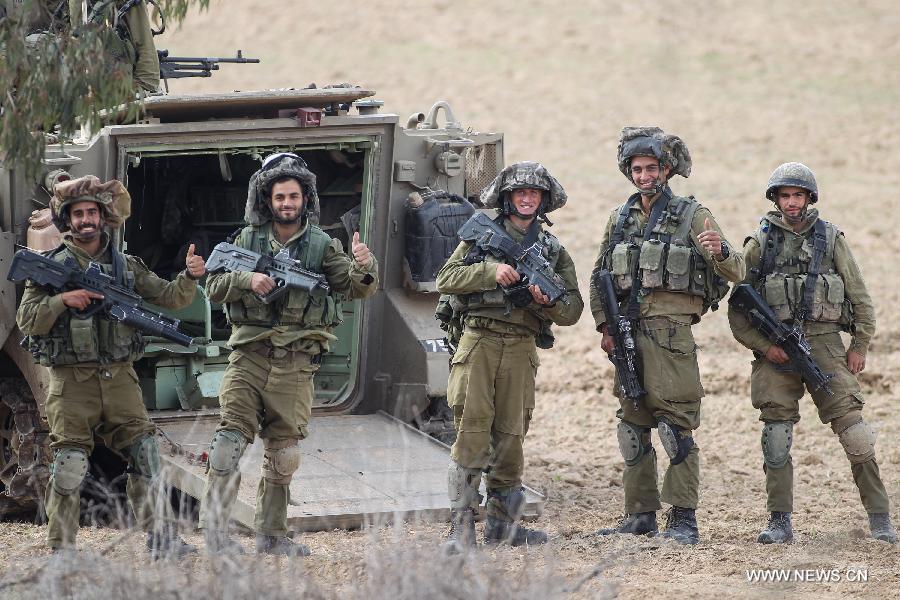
[624,190,670,320]
[798,219,828,323]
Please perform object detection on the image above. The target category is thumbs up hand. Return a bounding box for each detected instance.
[351,231,373,268]
[185,243,206,279]
[697,217,724,260]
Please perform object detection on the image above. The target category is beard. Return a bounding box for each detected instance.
[272,212,302,225]
[71,223,101,241]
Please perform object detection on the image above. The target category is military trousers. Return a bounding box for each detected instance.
[750,331,889,513]
[615,318,704,512]
[44,364,160,549]
[201,344,318,537]
[448,326,538,491]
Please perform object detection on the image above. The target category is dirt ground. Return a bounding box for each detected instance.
[2,0,900,597]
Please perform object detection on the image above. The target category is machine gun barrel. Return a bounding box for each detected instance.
[6,248,197,347]
[729,284,834,395]
[593,269,646,406]
[157,49,260,80]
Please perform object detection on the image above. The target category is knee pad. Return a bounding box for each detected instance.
[128,435,161,479]
[657,419,694,466]
[262,440,301,484]
[617,421,652,466]
[838,420,876,464]
[448,462,483,510]
[51,448,88,495]
[761,421,793,469]
[208,430,247,475]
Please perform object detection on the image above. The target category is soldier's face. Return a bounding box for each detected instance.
[509,188,542,217]
[269,179,305,224]
[775,186,810,219]
[630,156,669,193]
[68,201,104,240]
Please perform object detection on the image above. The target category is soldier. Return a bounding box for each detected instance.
[436,162,584,551]
[15,175,205,555]
[590,128,745,545]
[727,162,897,544]
[200,153,378,556]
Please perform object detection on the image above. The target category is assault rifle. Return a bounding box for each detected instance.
[729,284,834,395]
[7,248,196,347]
[593,269,646,407]
[157,49,260,80]
[205,242,330,304]
[457,212,569,306]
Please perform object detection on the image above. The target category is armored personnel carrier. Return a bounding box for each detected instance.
[0,85,543,529]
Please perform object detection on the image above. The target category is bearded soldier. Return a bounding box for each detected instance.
[727,163,896,544]
[436,162,583,551]
[200,153,378,556]
[16,175,204,555]
[590,128,745,545]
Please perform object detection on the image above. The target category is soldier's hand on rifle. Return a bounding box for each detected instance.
[765,345,790,365]
[698,217,724,259]
[352,232,373,268]
[250,273,276,295]
[528,284,551,306]
[495,264,520,287]
[61,289,104,310]
[185,244,206,279]
[600,324,615,354]
[847,350,866,374]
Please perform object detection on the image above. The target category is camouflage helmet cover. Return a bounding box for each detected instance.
[244,153,321,225]
[765,162,818,203]
[616,126,692,181]
[479,161,567,213]
[50,175,131,232]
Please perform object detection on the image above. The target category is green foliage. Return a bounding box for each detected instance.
[0,0,208,179]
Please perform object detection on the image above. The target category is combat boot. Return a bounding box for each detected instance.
[204,530,246,555]
[596,512,658,536]
[483,488,548,547]
[442,508,477,555]
[657,506,699,545]
[868,513,898,544]
[146,527,198,560]
[255,534,311,557]
[757,512,793,544]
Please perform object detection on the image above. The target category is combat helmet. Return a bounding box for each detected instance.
[245,152,321,225]
[50,175,131,232]
[765,162,818,203]
[616,127,691,193]
[479,161,567,222]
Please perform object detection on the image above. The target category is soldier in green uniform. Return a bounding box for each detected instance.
[591,128,745,545]
[728,162,897,544]
[436,162,584,551]
[200,153,378,556]
[15,175,204,555]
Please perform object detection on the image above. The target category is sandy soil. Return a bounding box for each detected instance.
[2,0,900,597]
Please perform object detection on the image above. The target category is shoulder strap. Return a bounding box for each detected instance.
[671,197,700,245]
[609,194,641,252]
[625,189,671,319]
[296,224,330,273]
[797,219,828,322]
[758,219,781,281]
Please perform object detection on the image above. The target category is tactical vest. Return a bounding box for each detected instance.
[436,225,562,349]
[225,224,344,328]
[27,245,144,367]
[751,217,849,325]
[604,194,730,312]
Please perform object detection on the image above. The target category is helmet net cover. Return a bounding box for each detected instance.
[765,162,819,203]
[480,161,567,214]
[617,126,692,182]
[50,175,131,232]
[244,153,321,225]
